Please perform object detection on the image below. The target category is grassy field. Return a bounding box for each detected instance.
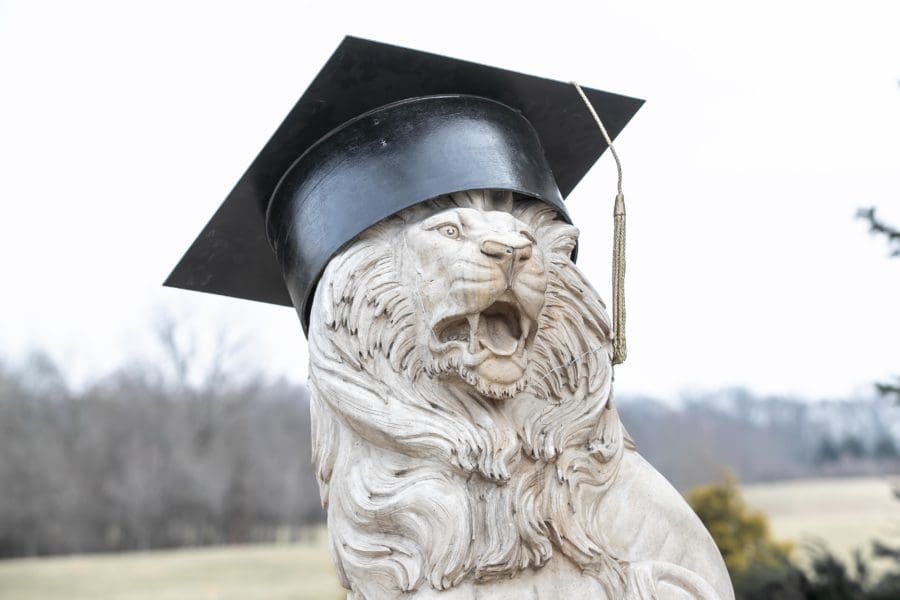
[743,476,900,563]
[1,477,897,599]
[0,534,344,600]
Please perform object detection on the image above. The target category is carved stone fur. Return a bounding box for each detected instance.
[308,191,734,600]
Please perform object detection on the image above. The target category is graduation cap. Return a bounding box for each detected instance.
[165,36,643,336]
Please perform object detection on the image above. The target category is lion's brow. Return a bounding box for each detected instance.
[420,211,463,230]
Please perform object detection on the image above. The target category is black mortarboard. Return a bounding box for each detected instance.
[164,36,643,334]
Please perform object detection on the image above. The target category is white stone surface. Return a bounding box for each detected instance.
[307,190,735,599]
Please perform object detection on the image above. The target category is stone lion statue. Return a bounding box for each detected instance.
[308,190,734,600]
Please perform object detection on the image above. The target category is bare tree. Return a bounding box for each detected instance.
[0,316,323,559]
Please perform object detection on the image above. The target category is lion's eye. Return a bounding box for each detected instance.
[438,224,460,239]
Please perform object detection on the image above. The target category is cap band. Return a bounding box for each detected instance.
[266,95,567,333]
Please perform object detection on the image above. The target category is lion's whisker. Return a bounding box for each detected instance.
[534,346,607,385]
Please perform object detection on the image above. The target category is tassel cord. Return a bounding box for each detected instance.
[572,82,627,365]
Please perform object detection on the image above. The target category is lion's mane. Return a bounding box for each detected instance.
[308,191,635,599]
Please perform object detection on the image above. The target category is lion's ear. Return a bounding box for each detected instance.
[512,202,578,259]
[542,223,580,258]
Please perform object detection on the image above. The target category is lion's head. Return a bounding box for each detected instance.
[307,190,631,598]
[401,200,549,398]
[310,190,610,401]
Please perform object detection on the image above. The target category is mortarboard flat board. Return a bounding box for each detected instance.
[164,36,643,333]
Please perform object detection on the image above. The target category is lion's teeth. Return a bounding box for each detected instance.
[521,317,531,341]
[466,314,480,353]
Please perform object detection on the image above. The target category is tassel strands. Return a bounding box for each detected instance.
[571,82,628,365]
[611,192,626,365]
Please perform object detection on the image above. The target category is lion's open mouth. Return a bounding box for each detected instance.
[434,298,533,358]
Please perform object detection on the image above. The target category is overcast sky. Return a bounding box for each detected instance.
[1,0,898,399]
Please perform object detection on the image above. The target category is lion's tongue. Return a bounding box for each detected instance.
[474,313,519,356]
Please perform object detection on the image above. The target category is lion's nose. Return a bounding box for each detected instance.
[480,235,532,263]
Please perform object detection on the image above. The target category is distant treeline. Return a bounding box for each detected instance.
[619,390,900,489]
[1,350,898,559]
[0,353,323,559]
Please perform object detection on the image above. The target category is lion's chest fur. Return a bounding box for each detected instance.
[391,555,611,600]
[327,442,733,600]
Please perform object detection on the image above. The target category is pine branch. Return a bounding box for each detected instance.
[876,379,900,404]
[857,207,900,257]
[858,207,900,401]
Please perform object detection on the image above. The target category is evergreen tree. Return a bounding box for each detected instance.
[815,437,841,464]
[857,207,900,402]
[873,436,898,460]
[685,473,793,578]
[841,436,867,460]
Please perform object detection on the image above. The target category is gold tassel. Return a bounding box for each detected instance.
[612,193,626,365]
[571,82,628,365]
